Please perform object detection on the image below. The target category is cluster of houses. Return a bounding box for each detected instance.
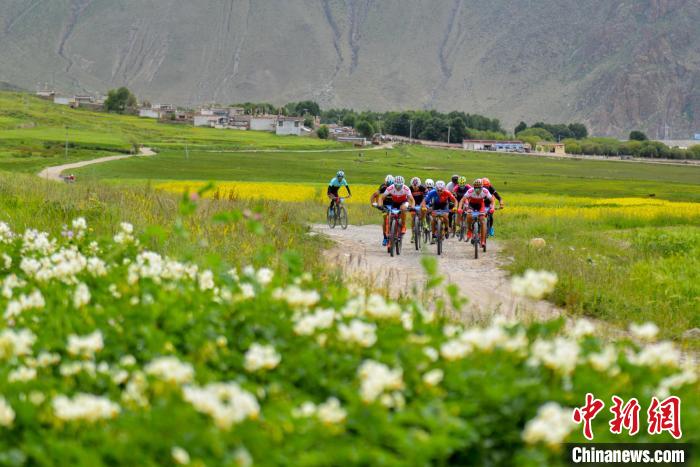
[462,139,565,155]
[37,89,104,111]
[191,107,311,136]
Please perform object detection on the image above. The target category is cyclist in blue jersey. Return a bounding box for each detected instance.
[327,170,351,213]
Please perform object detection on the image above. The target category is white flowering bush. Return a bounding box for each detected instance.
[0,218,697,466]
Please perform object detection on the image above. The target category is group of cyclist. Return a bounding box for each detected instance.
[327,170,504,250]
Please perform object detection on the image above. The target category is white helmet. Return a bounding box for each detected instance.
[410,177,421,187]
[385,174,394,184]
[394,175,405,187]
[425,178,435,189]
[436,180,446,191]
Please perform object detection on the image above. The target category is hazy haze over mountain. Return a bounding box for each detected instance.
[1,0,698,137]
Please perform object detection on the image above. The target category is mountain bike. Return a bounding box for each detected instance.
[469,211,487,259]
[456,212,467,241]
[411,207,423,251]
[433,210,450,256]
[385,207,404,257]
[326,197,348,229]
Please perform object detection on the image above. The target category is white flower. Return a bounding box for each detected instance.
[422,369,444,387]
[244,343,281,372]
[317,397,347,424]
[8,366,37,383]
[629,322,659,342]
[36,351,61,367]
[364,294,401,320]
[67,330,104,358]
[111,370,130,385]
[2,274,25,299]
[120,355,137,367]
[568,318,596,338]
[423,347,439,362]
[272,286,320,308]
[511,269,557,299]
[529,337,580,375]
[182,382,259,430]
[522,402,575,446]
[2,254,11,270]
[293,308,335,336]
[29,391,45,406]
[145,356,194,384]
[0,222,15,243]
[0,328,36,359]
[198,270,215,291]
[4,289,45,319]
[237,283,255,300]
[440,339,472,361]
[628,341,680,368]
[73,282,91,308]
[357,360,404,403]
[114,222,135,244]
[338,319,377,348]
[53,393,120,422]
[656,364,697,399]
[233,447,253,467]
[21,229,55,255]
[86,257,107,276]
[292,401,317,418]
[0,397,15,427]
[588,345,618,372]
[171,447,190,465]
[71,217,87,239]
[400,312,413,331]
[256,268,274,286]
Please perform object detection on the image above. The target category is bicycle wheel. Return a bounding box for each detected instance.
[436,219,443,255]
[339,206,348,229]
[394,218,402,256]
[414,217,421,251]
[389,218,396,257]
[473,222,479,259]
[327,204,336,229]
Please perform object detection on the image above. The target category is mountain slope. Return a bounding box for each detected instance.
[0,0,698,136]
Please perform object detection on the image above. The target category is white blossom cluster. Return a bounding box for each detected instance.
[67,330,104,358]
[113,222,136,244]
[0,396,15,427]
[440,324,528,361]
[529,337,580,375]
[21,229,55,255]
[127,251,199,285]
[0,328,36,359]
[627,341,680,368]
[364,294,402,320]
[145,356,195,384]
[53,393,121,422]
[293,397,347,424]
[629,322,659,342]
[0,222,15,244]
[338,319,377,348]
[510,269,558,299]
[182,382,260,430]
[272,285,320,309]
[292,308,335,336]
[422,369,444,387]
[4,289,44,320]
[656,364,697,399]
[73,282,91,308]
[522,402,576,446]
[244,343,281,372]
[357,360,404,405]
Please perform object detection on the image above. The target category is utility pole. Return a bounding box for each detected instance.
[185,143,189,160]
[65,126,68,158]
[409,120,413,143]
[447,125,451,144]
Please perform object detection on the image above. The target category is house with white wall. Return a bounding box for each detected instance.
[250,116,277,132]
[275,117,303,136]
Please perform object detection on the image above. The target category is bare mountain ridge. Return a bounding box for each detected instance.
[0,0,698,137]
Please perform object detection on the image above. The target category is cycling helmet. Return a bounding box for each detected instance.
[451,175,459,183]
[425,179,435,189]
[436,180,446,191]
[473,178,483,189]
[458,176,467,186]
[336,170,345,178]
[410,177,421,187]
[394,175,405,188]
[385,174,394,184]
[482,177,491,187]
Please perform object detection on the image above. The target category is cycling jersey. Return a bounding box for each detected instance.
[483,185,502,206]
[383,184,412,205]
[465,187,492,212]
[327,177,349,195]
[452,184,471,202]
[410,185,427,205]
[424,189,457,210]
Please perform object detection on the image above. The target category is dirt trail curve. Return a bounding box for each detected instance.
[315,224,560,323]
[37,147,156,181]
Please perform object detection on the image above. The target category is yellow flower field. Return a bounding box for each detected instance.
[155,181,700,222]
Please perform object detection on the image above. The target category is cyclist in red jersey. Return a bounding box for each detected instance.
[457,178,492,247]
[371,175,394,246]
[378,175,415,236]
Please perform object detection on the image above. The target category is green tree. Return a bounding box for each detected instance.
[514,121,527,135]
[341,113,357,127]
[568,123,588,139]
[355,120,375,138]
[317,125,329,139]
[516,127,554,141]
[104,87,137,113]
[629,130,648,141]
[303,116,315,129]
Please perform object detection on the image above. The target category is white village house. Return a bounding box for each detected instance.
[275,117,304,136]
[250,116,277,132]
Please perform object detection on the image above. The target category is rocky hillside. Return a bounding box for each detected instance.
[0,0,698,136]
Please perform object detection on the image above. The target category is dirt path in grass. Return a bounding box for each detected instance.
[314,223,561,323]
[37,147,156,181]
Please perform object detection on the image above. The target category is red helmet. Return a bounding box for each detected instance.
[482,178,491,187]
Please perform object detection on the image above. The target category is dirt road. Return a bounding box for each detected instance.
[315,224,560,323]
[37,147,156,181]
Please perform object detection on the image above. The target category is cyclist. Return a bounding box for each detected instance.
[424,178,435,193]
[452,176,472,235]
[482,178,504,236]
[327,170,351,214]
[422,180,457,243]
[371,175,394,245]
[457,178,492,247]
[446,174,460,192]
[378,176,415,238]
[409,177,427,240]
